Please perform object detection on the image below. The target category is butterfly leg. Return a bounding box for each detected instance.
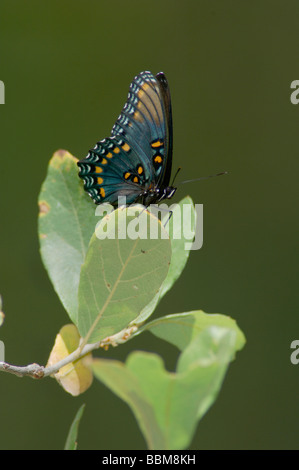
[148,204,173,227]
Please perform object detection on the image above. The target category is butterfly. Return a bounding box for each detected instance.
[77,71,177,207]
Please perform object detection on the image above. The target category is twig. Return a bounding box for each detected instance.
[0,362,45,379]
[0,324,138,379]
[0,342,99,379]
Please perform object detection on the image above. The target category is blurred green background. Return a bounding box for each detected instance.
[1,0,298,450]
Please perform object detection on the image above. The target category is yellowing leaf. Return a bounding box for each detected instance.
[47,324,93,396]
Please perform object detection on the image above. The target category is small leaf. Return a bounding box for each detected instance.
[92,324,243,450]
[141,310,246,353]
[47,324,93,396]
[38,150,98,323]
[78,207,171,343]
[133,197,196,324]
[64,404,86,450]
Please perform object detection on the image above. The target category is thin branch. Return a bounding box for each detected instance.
[0,325,138,379]
[0,342,99,379]
[44,342,100,377]
[0,362,45,379]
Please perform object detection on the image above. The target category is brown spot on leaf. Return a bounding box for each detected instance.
[56,149,67,159]
[38,201,50,215]
[51,150,79,169]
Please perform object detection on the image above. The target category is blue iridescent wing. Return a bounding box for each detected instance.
[153,71,173,187]
[78,71,173,205]
[77,136,150,205]
[112,71,173,187]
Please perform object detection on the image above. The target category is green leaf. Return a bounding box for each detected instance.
[133,197,197,324]
[160,196,197,296]
[141,310,246,353]
[78,207,171,343]
[38,150,98,323]
[92,324,243,450]
[64,404,86,450]
[92,358,165,449]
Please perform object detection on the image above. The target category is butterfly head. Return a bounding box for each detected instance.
[141,185,177,206]
[161,186,177,200]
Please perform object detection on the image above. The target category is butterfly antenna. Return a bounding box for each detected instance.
[171,167,182,186]
[178,171,228,185]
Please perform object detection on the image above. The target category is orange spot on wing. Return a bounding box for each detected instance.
[106,152,113,158]
[97,177,103,184]
[154,155,163,163]
[99,187,105,197]
[113,147,120,154]
[122,143,130,151]
[151,140,163,148]
[102,158,108,164]
[95,166,103,173]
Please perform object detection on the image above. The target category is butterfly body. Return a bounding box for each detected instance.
[78,71,176,207]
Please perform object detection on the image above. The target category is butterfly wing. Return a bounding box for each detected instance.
[77,136,150,205]
[154,72,173,187]
[78,71,173,205]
